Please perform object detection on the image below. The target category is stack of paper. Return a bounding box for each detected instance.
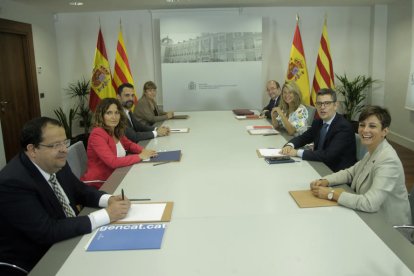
[248,129,279,135]
[256,148,286,158]
[245,125,273,130]
[235,115,260,120]
[170,128,189,133]
[232,109,254,115]
[172,115,189,119]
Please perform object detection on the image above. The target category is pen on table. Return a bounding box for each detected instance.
[153,161,170,166]
[121,188,124,200]
[129,198,151,201]
[263,133,277,136]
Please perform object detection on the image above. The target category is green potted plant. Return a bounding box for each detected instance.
[54,78,92,146]
[54,106,78,140]
[335,74,378,123]
[66,78,92,135]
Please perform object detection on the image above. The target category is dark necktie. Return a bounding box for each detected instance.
[317,123,329,150]
[127,111,133,126]
[49,174,76,217]
[273,97,278,108]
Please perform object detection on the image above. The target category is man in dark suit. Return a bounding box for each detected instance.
[261,80,282,119]
[281,88,356,172]
[116,83,170,143]
[0,117,131,273]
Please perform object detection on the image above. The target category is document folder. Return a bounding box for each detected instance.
[172,115,189,119]
[170,128,190,133]
[235,115,260,120]
[86,223,166,251]
[143,150,181,163]
[265,157,294,164]
[289,189,344,208]
[232,109,254,115]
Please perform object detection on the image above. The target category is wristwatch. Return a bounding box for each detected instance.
[327,189,335,201]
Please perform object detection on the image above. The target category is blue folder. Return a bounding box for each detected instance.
[87,223,166,251]
[143,150,181,163]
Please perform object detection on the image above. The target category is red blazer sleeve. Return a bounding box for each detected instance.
[88,128,141,169]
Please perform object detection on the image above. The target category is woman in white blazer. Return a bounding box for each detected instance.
[310,106,411,226]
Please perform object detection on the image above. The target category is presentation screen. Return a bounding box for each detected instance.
[160,16,262,111]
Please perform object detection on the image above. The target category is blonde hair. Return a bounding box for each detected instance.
[280,82,302,115]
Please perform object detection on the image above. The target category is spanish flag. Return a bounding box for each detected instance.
[311,18,335,106]
[286,20,310,105]
[89,28,116,111]
[112,26,137,109]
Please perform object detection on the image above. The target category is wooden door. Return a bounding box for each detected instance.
[0,18,40,162]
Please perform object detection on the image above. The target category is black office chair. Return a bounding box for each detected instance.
[0,262,28,275]
[393,186,414,243]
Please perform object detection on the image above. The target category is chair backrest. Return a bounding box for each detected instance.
[0,262,28,275]
[305,105,316,127]
[409,186,414,224]
[67,141,87,179]
[355,134,368,161]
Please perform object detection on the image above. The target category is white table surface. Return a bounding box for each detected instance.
[35,111,414,276]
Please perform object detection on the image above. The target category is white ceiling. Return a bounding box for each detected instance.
[10,0,399,13]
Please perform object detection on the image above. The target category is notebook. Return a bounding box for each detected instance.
[232,109,254,116]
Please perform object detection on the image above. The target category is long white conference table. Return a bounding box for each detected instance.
[31,111,414,275]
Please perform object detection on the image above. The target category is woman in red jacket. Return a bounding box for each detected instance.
[81,98,157,189]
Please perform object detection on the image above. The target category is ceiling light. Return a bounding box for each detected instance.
[69,2,84,6]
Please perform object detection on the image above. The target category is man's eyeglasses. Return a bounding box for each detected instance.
[38,139,71,150]
[315,101,335,108]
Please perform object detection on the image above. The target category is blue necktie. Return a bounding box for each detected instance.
[317,123,329,150]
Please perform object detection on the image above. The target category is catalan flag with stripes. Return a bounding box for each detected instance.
[89,28,116,111]
[310,18,334,106]
[112,27,137,109]
[286,20,310,105]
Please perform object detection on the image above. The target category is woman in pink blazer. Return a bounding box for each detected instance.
[81,98,157,189]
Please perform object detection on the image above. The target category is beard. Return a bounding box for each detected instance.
[123,100,134,109]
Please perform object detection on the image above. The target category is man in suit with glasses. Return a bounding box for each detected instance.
[0,117,131,273]
[281,88,357,172]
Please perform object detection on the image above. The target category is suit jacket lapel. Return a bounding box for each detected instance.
[354,157,372,193]
[126,112,134,129]
[19,152,66,217]
[322,114,339,143]
[314,120,324,149]
[353,141,386,193]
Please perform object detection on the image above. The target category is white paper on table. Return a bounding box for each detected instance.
[235,115,247,119]
[248,129,279,135]
[170,128,189,133]
[117,203,167,222]
[258,148,286,157]
[245,125,273,130]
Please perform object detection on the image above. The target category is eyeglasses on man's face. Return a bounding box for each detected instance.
[38,139,71,150]
[315,101,335,108]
